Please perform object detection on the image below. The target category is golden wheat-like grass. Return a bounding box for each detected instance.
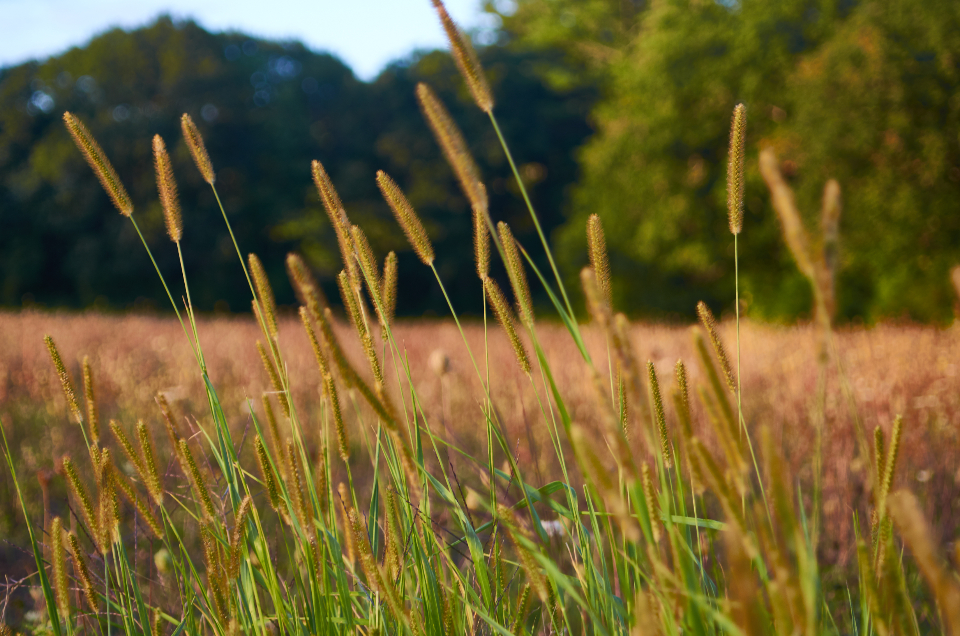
[498,222,534,327]
[587,214,612,308]
[430,0,493,112]
[483,277,530,374]
[696,301,737,395]
[63,112,133,216]
[416,83,487,213]
[381,251,398,328]
[152,135,182,242]
[249,254,279,341]
[181,114,215,184]
[377,171,434,266]
[727,104,746,235]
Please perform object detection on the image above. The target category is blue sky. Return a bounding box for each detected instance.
[0,0,505,80]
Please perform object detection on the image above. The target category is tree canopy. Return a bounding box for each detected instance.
[501,0,960,322]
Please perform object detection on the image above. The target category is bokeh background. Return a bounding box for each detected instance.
[0,0,958,323]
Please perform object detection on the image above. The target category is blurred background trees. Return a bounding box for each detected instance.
[1,0,959,322]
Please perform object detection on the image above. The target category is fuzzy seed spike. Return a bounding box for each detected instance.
[430,0,493,113]
[350,225,384,312]
[61,457,98,544]
[153,135,182,242]
[311,159,345,223]
[287,439,309,528]
[180,114,215,184]
[674,360,691,435]
[136,420,162,505]
[727,104,747,235]
[473,204,490,279]
[416,83,487,212]
[257,340,289,418]
[377,171,434,265]
[338,270,384,389]
[647,362,672,467]
[483,277,530,374]
[697,301,737,394]
[110,419,146,483]
[287,252,328,312]
[381,251,398,328]
[249,253,279,341]
[587,214,612,308]
[261,393,287,475]
[81,356,99,442]
[178,439,217,521]
[337,482,356,565]
[498,222,534,326]
[878,416,903,516]
[111,465,163,539]
[641,464,661,542]
[63,112,133,216]
[155,393,180,455]
[96,448,118,551]
[67,532,97,611]
[45,335,82,425]
[255,436,282,512]
[874,426,886,494]
[325,374,350,461]
[228,495,253,579]
[759,148,815,279]
[51,517,70,619]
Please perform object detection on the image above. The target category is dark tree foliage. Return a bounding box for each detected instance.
[0,16,596,317]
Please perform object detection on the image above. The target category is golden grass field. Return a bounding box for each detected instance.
[2,309,958,572]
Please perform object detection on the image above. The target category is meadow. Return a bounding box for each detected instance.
[3,1,960,634]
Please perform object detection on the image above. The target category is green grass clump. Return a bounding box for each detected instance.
[3,4,959,635]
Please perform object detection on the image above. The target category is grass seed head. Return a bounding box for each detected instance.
[111,463,163,539]
[249,253,279,341]
[430,0,493,113]
[587,214,611,308]
[474,204,490,279]
[61,457,98,545]
[67,532,98,612]
[152,135,182,242]
[180,113,215,184]
[727,104,746,235]
[311,159,345,224]
[759,148,815,279]
[255,436,282,512]
[136,420,162,505]
[178,439,217,521]
[377,171,434,265]
[351,225,384,312]
[640,464,661,542]
[325,374,350,461]
[63,112,133,216]
[257,340,289,418]
[45,335,82,425]
[82,356,99,441]
[338,270,384,388]
[381,251,398,328]
[483,276,530,374]
[52,517,70,619]
[416,83,487,213]
[287,252,327,314]
[498,222,534,326]
[647,361,672,468]
[696,301,737,395]
[155,393,180,454]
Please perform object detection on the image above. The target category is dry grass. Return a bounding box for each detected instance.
[3,309,958,567]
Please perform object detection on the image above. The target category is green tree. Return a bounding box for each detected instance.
[500,0,960,322]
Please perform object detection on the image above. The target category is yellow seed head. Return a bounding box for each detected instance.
[257,340,289,418]
[255,436,281,512]
[617,364,628,437]
[474,204,490,279]
[81,356,99,441]
[228,495,253,579]
[155,393,180,455]
[152,135,182,242]
[67,532,97,611]
[381,251,398,328]
[483,276,530,374]
[416,83,487,212]
[61,457,98,543]
[261,393,287,476]
[287,439,309,527]
[52,517,70,618]
[63,112,133,216]
[249,253,279,341]
[137,420,162,505]
[696,301,737,394]
[337,482,356,565]
[287,252,327,314]
[178,439,217,521]
[430,0,493,113]
[96,448,118,551]
[180,113,215,184]
[641,464,661,542]
[879,416,903,509]
[727,104,746,235]
[874,426,886,494]
[45,335,82,425]
[110,419,145,480]
[111,464,163,539]
[586,214,611,308]
[759,148,815,279]
[377,171,434,265]
[674,359,691,437]
[647,361,672,467]
[311,159,345,224]
[325,374,350,461]
[498,222,534,326]
[351,225,384,314]
[338,271,384,388]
